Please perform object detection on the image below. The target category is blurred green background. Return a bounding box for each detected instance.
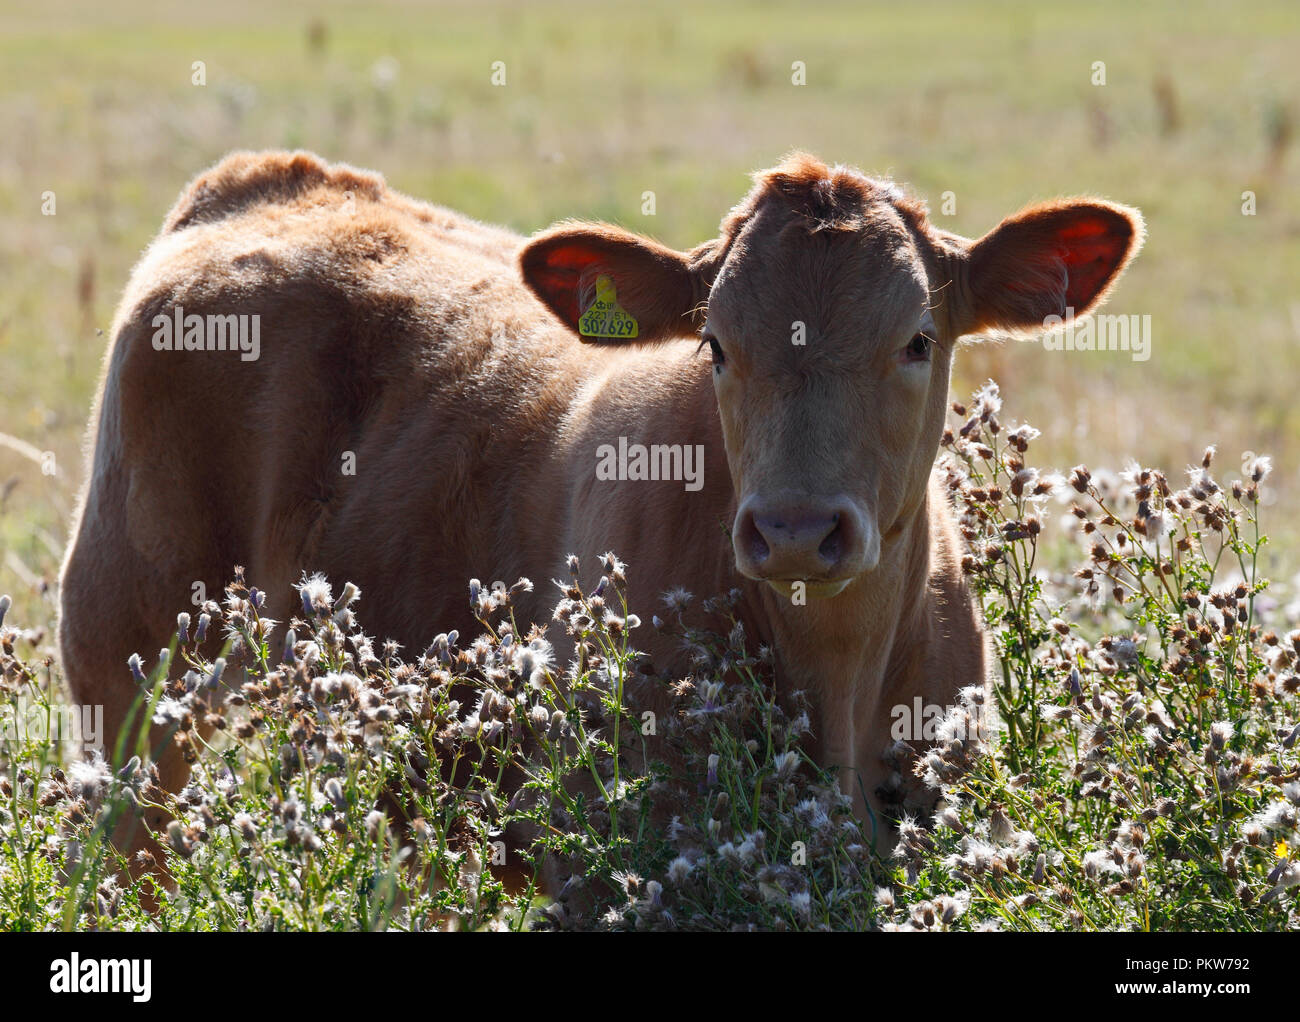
[1,0,1297,631]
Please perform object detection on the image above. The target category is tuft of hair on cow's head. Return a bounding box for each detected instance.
[519,153,1144,598]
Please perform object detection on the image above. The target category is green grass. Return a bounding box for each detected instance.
[2,383,1298,930]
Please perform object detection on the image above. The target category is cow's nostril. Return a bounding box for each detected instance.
[818,519,844,564]
[737,498,865,580]
[736,508,771,567]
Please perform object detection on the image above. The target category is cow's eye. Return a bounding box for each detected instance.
[705,334,725,369]
[903,332,932,363]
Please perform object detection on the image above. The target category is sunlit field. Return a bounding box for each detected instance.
[0,0,1297,932]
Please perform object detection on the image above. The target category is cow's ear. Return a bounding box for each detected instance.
[520,223,710,342]
[953,199,1144,337]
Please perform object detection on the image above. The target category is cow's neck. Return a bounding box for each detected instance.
[739,464,934,819]
[755,491,929,686]
[667,353,935,810]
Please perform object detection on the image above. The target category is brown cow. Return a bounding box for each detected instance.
[59,150,1142,859]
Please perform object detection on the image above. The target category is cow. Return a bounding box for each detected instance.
[58,150,1143,866]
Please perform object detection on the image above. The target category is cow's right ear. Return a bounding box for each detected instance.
[520,223,711,343]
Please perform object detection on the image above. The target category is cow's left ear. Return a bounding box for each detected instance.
[952,199,1144,338]
[520,223,714,342]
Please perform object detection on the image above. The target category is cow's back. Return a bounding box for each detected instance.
[59,151,596,694]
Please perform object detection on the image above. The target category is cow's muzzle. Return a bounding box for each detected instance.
[732,493,879,595]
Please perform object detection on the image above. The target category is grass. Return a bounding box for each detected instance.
[1,383,1298,930]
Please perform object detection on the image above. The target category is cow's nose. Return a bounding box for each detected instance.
[733,496,872,583]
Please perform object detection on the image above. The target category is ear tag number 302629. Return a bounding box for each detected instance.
[578,275,639,339]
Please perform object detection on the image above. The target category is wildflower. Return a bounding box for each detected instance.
[1251,804,1298,833]
[738,831,765,864]
[1262,861,1300,903]
[1109,636,1139,670]
[324,777,347,810]
[1187,466,1219,499]
[165,820,193,858]
[296,572,333,617]
[152,697,189,727]
[1010,467,1038,497]
[935,893,968,924]
[666,856,693,885]
[67,755,112,799]
[515,638,555,687]
[911,901,937,929]
[610,870,642,895]
[972,379,1002,416]
[1007,424,1040,451]
[1136,728,1172,758]
[794,798,831,833]
[661,587,693,611]
[1209,720,1234,750]
[773,750,799,779]
[692,680,725,716]
[989,806,1014,843]
[1083,849,1122,879]
[364,810,388,840]
[1244,453,1272,484]
[334,581,361,613]
[601,552,626,581]
[643,880,664,909]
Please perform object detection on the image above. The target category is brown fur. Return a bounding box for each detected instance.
[59,150,1143,862]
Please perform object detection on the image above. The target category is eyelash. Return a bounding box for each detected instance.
[904,332,933,362]
[700,333,725,369]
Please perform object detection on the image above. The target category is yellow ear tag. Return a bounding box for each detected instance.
[578,275,639,339]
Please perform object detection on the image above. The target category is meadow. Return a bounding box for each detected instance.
[0,0,1297,930]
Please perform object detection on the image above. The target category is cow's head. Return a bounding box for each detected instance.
[521,153,1143,598]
